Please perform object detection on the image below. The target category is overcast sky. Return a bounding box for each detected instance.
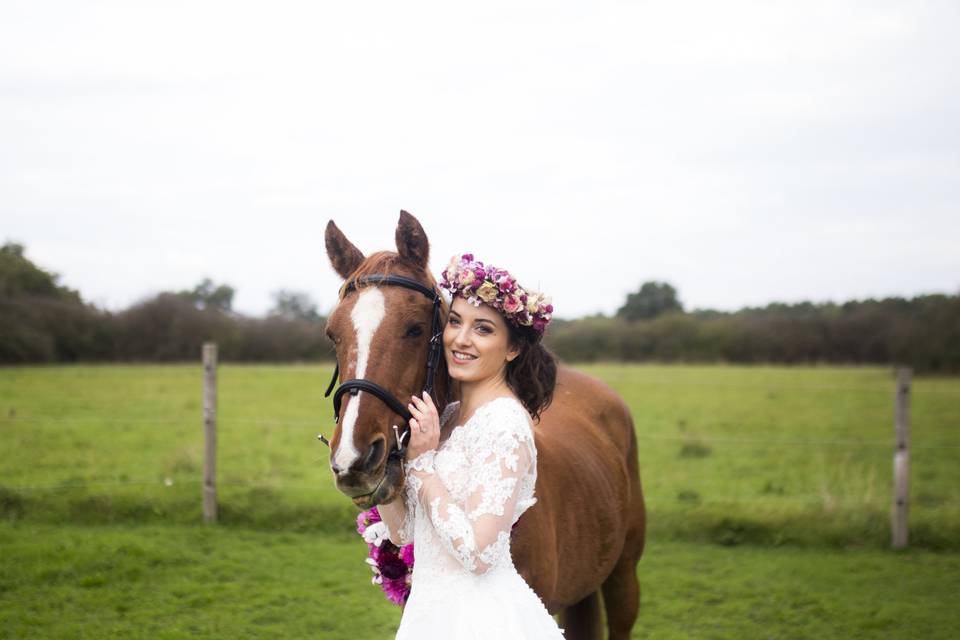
[3,1,958,319]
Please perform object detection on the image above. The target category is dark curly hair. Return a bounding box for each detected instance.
[504,322,557,422]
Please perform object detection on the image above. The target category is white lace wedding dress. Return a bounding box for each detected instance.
[391,396,565,639]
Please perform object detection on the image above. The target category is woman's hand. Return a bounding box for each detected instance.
[404,391,440,461]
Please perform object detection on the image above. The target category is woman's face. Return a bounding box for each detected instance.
[443,296,519,385]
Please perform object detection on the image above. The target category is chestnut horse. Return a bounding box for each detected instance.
[324,211,645,640]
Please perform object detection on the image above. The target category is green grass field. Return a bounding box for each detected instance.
[2,363,958,638]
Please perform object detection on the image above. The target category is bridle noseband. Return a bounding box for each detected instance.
[322,274,444,464]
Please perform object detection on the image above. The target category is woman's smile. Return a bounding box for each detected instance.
[451,350,478,364]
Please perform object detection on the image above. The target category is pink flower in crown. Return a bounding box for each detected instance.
[503,293,522,314]
[459,267,476,287]
[532,317,547,333]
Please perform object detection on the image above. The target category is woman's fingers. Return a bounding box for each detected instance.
[409,396,431,423]
[410,394,438,436]
[404,394,440,461]
[413,392,437,421]
[421,390,435,409]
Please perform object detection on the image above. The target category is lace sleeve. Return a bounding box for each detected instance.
[394,493,416,546]
[386,402,461,546]
[378,487,415,546]
[405,403,534,575]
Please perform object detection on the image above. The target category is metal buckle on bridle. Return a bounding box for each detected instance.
[317,274,444,463]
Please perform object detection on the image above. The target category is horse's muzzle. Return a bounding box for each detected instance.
[341,457,405,509]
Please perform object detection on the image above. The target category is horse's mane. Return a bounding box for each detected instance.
[338,251,441,300]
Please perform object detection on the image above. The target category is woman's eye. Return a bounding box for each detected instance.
[476,326,492,335]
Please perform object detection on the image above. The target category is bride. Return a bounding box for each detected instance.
[378,253,565,639]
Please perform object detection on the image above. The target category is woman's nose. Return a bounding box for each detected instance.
[454,326,472,346]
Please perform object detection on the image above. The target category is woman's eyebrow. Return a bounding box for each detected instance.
[473,318,495,327]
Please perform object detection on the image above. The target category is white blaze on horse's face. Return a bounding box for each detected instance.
[332,287,386,472]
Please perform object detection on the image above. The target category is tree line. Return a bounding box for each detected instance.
[2,243,958,372]
[0,243,328,363]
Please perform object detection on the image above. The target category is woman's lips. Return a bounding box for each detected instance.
[451,350,477,364]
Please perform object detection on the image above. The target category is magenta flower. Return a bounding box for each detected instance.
[356,506,381,535]
[357,507,414,606]
[382,576,410,605]
[379,553,408,580]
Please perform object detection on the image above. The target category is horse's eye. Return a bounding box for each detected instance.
[405,324,424,338]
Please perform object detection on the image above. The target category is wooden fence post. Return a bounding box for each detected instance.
[892,367,911,549]
[203,342,218,524]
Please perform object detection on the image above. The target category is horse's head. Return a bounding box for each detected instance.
[324,210,449,509]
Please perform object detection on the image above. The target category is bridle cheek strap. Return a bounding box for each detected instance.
[323,274,444,462]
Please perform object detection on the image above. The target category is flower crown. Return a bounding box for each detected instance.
[439,253,553,334]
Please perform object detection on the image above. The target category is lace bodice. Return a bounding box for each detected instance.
[392,396,538,577]
[389,396,564,638]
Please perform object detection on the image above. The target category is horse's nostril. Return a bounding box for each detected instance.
[364,438,385,472]
[331,461,343,475]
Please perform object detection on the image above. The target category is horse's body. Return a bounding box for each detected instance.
[324,212,644,640]
[514,366,645,638]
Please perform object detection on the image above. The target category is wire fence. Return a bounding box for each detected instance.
[4,429,957,502]
[5,413,960,449]
[4,366,959,535]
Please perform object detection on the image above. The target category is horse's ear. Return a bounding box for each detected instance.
[395,210,430,269]
[325,220,365,279]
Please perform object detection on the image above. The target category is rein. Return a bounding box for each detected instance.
[320,274,444,465]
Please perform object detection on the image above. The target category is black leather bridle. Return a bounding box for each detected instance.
[321,274,444,464]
